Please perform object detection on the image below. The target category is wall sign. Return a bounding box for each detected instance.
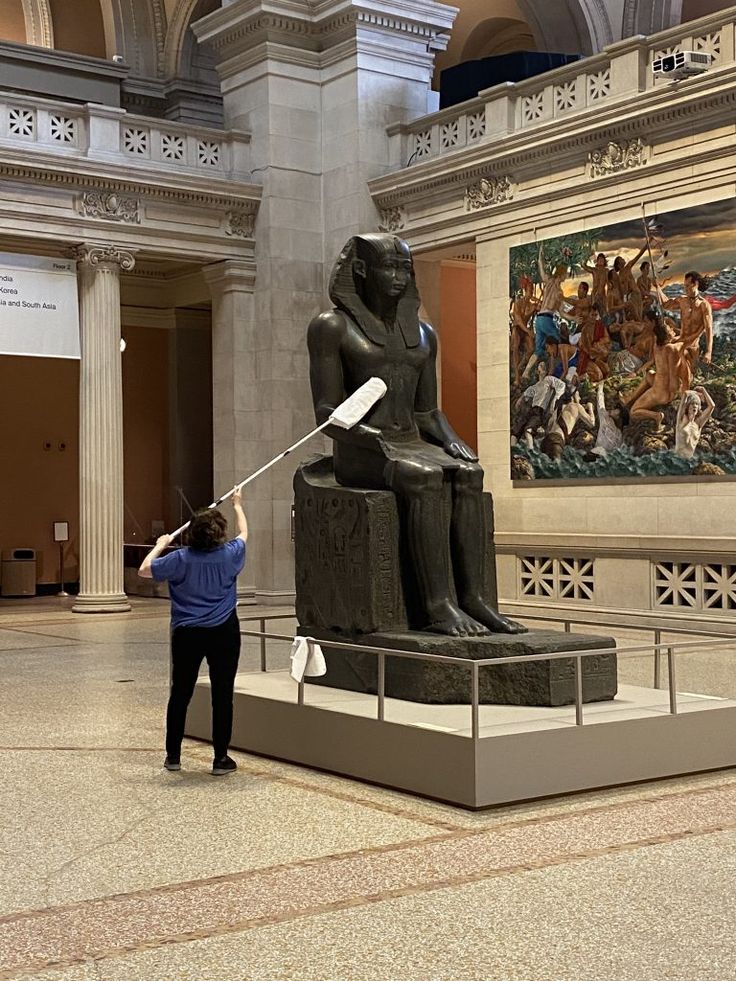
[0,252,80,359]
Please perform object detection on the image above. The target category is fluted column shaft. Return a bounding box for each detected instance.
[203,259,258,602]
[72,245,134,614]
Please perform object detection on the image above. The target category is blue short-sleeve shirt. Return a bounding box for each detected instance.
[151,538,246,629]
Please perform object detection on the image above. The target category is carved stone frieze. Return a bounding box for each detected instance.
[225,210,256,237]
[378,206,405,233]
[69,245,136,272]
[464,175,514,210]
[79,191,140,224]
[588,138,647,178]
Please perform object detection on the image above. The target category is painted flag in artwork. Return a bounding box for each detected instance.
[707,294,736,311]
[0,252,80,359]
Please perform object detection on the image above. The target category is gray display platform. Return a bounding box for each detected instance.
[186,672,736,809]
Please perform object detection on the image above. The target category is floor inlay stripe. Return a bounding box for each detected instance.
[2,783,736,978]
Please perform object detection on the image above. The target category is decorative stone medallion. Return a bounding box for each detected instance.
[378,206,406,233]
[464,175,514,210]
[588,138,647,178]
[79,191,140,223]
[225,210,256,237]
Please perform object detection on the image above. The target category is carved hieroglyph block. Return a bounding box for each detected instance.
[294,456,498,635]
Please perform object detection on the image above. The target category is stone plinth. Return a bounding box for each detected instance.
[303,629,617,707]
[294,456,497,635]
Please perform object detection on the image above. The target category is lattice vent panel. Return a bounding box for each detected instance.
[520,556,595,602]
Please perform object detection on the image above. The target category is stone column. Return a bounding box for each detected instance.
[203,258,258,604]
[194,0,455,603]
[72,245,134,614]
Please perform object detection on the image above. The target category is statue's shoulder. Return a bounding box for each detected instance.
[308,308,348,338]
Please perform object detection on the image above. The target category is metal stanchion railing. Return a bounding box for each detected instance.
[471,662,480,741]
[574,656,583,725]
[667,646,678,715]
[377,652,386,721]
[237,612,736,730]
[654,628,662,689]
[260,618,267,671]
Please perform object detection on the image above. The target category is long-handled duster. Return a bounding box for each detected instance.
[168,376,387,540]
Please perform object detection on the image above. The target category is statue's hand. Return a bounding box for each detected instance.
[444,439,479,462]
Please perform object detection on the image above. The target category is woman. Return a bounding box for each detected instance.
[139,488,248,775]
[675,387,715,460]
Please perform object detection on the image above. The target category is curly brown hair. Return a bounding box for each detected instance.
[187,509,228,551]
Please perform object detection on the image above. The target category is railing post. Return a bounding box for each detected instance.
[471,662,480,742]
[667,646,678,715]
[377,652,385,721]
[654,628,662,688]
[574,656,583,726]
[259,618,266,671]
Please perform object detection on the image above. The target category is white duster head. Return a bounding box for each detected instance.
[329,377,387,429]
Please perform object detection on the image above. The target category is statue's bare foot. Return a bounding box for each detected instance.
[424,601,490,637]
[460,597,528,634]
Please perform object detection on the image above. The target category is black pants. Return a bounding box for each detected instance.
[166,609,241,760]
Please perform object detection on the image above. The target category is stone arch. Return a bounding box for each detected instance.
[622,0,683,38]
[461,17,537,60]
[22,0,55,47]
[517,0,614,55]
[163,0,218,79]
[98,0,164,75]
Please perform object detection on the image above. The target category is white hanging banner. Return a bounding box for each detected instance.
[0,252,80,359]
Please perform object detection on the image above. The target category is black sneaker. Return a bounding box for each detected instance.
[212,755,237,776]
[164,756,181,771]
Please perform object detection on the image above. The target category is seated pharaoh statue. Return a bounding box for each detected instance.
[305,232,524,638]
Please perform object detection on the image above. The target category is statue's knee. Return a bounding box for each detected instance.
[454,463,484,492]
[388,460,443,494]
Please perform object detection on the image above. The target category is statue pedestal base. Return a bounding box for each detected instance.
[301,628,617,707]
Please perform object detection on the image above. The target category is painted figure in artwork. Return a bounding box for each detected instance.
[307,233,525,637]
[675,387,715,459]
[511,361,566,446]
[611,244,648,320]
[657,272,714,387]
[510,276,538,385]
[521,242,568,380]
[582,252,609,310]
[625,317,688,428]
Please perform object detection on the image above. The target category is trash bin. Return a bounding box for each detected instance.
[1,549,37,597]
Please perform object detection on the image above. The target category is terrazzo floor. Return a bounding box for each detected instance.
[1,596,736,980]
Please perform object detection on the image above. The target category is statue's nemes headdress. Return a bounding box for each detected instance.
[328,233,421,347]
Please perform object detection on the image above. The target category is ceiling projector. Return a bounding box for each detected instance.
[652,50,713,80]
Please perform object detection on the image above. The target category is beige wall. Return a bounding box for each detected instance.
[0,325,172,586]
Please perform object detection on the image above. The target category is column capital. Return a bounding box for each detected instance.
[69,244,137,272]
[203,258,257,296]
[193,0,456,67]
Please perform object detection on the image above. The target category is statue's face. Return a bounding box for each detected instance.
[364,253,412,299]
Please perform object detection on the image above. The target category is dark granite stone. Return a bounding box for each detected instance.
[302,628,617,707]
[294,456,497,636]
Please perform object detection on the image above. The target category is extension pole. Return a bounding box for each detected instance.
[169,420,331,541]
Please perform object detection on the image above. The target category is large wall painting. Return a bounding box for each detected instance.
[508,199,736,480]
